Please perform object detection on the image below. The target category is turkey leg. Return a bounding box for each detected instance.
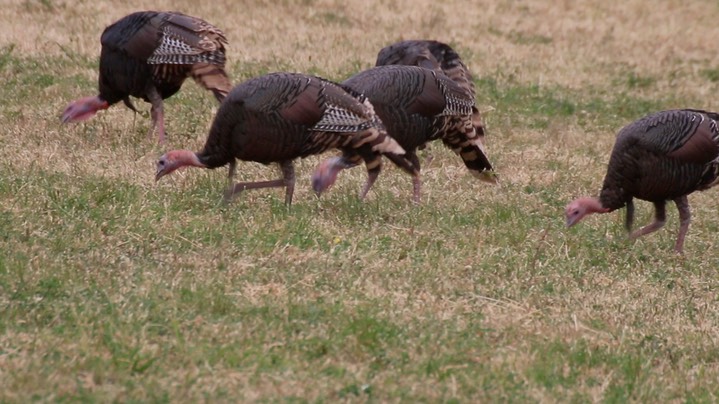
[673,196,691,254]
[359,164,379,200]
[224,161,296,205]
[354,151,381,200]
[628,200,666,240]
[624,199,635,232]
[227,160,237,188]
[147,87,166,144]
[408,152,422,204]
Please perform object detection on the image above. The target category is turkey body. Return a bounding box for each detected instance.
[62,11,231,143]
[375,40,484,138]
[314,65,494,202]
[566,109,719,253]
[155,72,417,204]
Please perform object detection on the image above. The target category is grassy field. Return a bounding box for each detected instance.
[2,0,719,401]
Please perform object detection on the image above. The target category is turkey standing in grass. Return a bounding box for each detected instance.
[155,72,418,205]
[61,11,231,143]
[375,40,486,141]
[565,109,719,253]
[312,65,495,203]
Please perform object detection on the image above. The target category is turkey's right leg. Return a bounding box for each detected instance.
[673,196,691,254]
[624,199,635,232]
[408,152,422,204]
[227,159,237,189]
[147,87,165,144]
[629,201,666,240]
[280,160,296,205]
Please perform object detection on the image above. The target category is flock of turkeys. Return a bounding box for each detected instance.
[61,11,719,254]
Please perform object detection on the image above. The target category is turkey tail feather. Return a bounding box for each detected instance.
[363,128,418,175]
[442,123,494,177]
[461,144,493,174]
[191,63,232,101]
[383,152,418,176]
[472,107,485,137]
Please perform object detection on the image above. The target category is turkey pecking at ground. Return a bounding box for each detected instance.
[61,11,231,143]
[375,40,485,141]
[565,109,719,253]
[312,65,496,203]
[155,72,418,205]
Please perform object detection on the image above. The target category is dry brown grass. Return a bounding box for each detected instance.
[2,0,719,402]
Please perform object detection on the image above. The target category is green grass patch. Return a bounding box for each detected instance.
[2,1,719,401]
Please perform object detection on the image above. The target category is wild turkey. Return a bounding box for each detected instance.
[61,11,231,143]
[312,65,496,203]
[155,72,418,204]
[375,40,485,140]
[565,109,719,253]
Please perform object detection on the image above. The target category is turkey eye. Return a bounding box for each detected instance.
[159,160,165,167]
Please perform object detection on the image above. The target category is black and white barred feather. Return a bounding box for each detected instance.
[195,72,414,176]
[376,40,485,138]
[98,11,231,105]
[376,40,476,101]
[342,65,494,179]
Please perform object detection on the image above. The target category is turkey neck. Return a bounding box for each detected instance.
[194,103,237,169]
[599,140,633,212]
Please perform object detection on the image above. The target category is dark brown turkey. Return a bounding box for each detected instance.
[155,72,418,204]
[61,11,231,143]
[375,40,485,140]
[312,65,496,203]
[565,109,719,253]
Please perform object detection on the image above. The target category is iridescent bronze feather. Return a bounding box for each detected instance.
[155,73,418,204]
[566,109,719,253]
[61,11,231,143]
[313,65,496,203]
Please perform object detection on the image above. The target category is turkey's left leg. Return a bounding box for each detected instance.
[224,161,296,205]
[673,196,691,254]
[408,152,422,204]
[629,201,666,240]
[227,160,237,189]
[354,147,382,200]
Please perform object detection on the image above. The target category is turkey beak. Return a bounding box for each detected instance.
[155,168,164,182]
[60,96,107,123]
[311,170,326,197]
[565,214,580,228]
[312,157,342,197]
[155,162,168,182]
[61,102,83,123]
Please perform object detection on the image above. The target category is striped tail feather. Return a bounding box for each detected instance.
[442,121,496,183]
[461,143,494,175]
[191,63,232,102]
[472,107,485,137]
[461,142,496,183]
[365,127,418,176]
[347,125,418,176]
[382,151,418,177]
